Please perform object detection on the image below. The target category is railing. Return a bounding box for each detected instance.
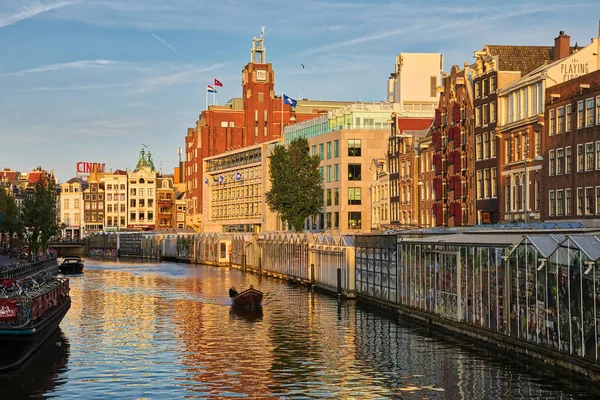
[0,258,58,280]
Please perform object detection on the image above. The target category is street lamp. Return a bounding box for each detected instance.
[524,136,544,225]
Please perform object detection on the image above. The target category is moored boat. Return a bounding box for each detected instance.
[0,256,71,372]
[231,287,263,307]
[59,256,84,275]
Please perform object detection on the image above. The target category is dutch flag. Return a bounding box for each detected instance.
[207,85,217,93]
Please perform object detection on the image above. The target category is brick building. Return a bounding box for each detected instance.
[416,132,435,227]
[543,69,600,225]
[498,32,599,224]
[471,44,557,224]
[432,65,475,227]
[184,30,351,230]
[388,115,435,228]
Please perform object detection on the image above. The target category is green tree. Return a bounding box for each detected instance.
[266,138,323,232]
[21,177,59,257]
[0,186,23,248]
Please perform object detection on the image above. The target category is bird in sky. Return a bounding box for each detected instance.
[142,143,150,148]
[301,64,305,69]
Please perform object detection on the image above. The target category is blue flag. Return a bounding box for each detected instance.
[219,175,224,184]
[283,94,297,107]
[235,171,242,181]
[204,178,209,184]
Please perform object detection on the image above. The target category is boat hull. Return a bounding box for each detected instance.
[59,262,84,275]
[232,288,263,307]
[0,297,71,372]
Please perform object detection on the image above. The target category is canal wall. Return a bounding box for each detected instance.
[85,229,600,381]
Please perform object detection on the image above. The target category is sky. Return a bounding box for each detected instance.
[0,0,598,182]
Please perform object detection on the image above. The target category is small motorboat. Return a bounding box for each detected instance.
[231,287,263,307]
[59,257,84,275]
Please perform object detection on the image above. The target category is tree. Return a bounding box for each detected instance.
[266,138,323,232]
[0,186,23,248]
[21,177,59,257]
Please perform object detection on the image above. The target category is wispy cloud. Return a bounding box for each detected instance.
[133,62,228,92]
[0,0,81,29]
[1,59,134,76]
[151,32,177,53]
[4,82,130,93]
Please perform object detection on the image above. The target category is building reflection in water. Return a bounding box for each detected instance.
[34,260,596,399]
[0,328,70,398]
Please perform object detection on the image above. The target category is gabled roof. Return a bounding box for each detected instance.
[66,177,87,185]
[485,45,555,75]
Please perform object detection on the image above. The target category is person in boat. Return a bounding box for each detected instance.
[229,286,238,298]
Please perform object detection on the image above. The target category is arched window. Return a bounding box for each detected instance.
[139,178,145,184]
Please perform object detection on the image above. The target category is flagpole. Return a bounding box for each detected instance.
[281,92,284,137]
[205,86,208,112]
[213,90,216,106]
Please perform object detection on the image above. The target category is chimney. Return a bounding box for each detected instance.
[554,30,571,60]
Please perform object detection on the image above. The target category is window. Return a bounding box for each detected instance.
[348,139,361,156]
[319,166,324,181]
[505,138,511,163]
[586,142,594,171]
[348,164,361,180]
[483,133,490,159]
[475,81,481,98]
[549,190,555,216]
[566,146,572,174]
[586,187,594,215]
[577,144,584,172]
[334,164,339,182]
[505,178,511,212]
[578,100,584,129]
[490,101,497,122]
[597,187,600,214]
[491,135,497,158]
[334,188,339,205]
[556,148,564,175]
[557,107,565,133]
[326,189,332,206]
[597,96,600,125]
[476,134,482,160]
[577,187,584,215]
[483,104,489,125]
[549,109,556,135]
[63,199,70,209]
[535,131,541,156]
[490,75,497,92]
[334,140,339,157]
[475,106,481,126]
[477,170,483,199]
[566,189,572,216]
[484,169,490,198]
[327,142,332,159]
[597,142,600,170]
[348,212,362,229]
[348,188,362,205]
[319,143,324,160]
[587,98,595,127]
[312,145,317,156]
[556,190,564,216]
[549,150,555,176]
[327,165,332,183]
[491,168,497,197]
[566,104,572,131]
[516,135,522,161]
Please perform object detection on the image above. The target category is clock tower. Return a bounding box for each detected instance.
[242,27,278,144]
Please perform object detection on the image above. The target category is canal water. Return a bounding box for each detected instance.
[0,259,597,399]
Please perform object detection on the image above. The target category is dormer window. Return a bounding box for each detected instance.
[139,178,145,184]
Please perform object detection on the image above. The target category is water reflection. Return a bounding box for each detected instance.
[229,306,264,322]
[1,260,595,399]
[0,329,69,399]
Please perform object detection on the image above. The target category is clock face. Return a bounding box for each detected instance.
[256,69,266,81]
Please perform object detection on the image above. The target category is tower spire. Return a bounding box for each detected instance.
[250,26,266,64]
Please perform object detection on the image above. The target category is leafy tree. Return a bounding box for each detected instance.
[0,186,23,248]
[21,177,59,257]
[266,138,323,232]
